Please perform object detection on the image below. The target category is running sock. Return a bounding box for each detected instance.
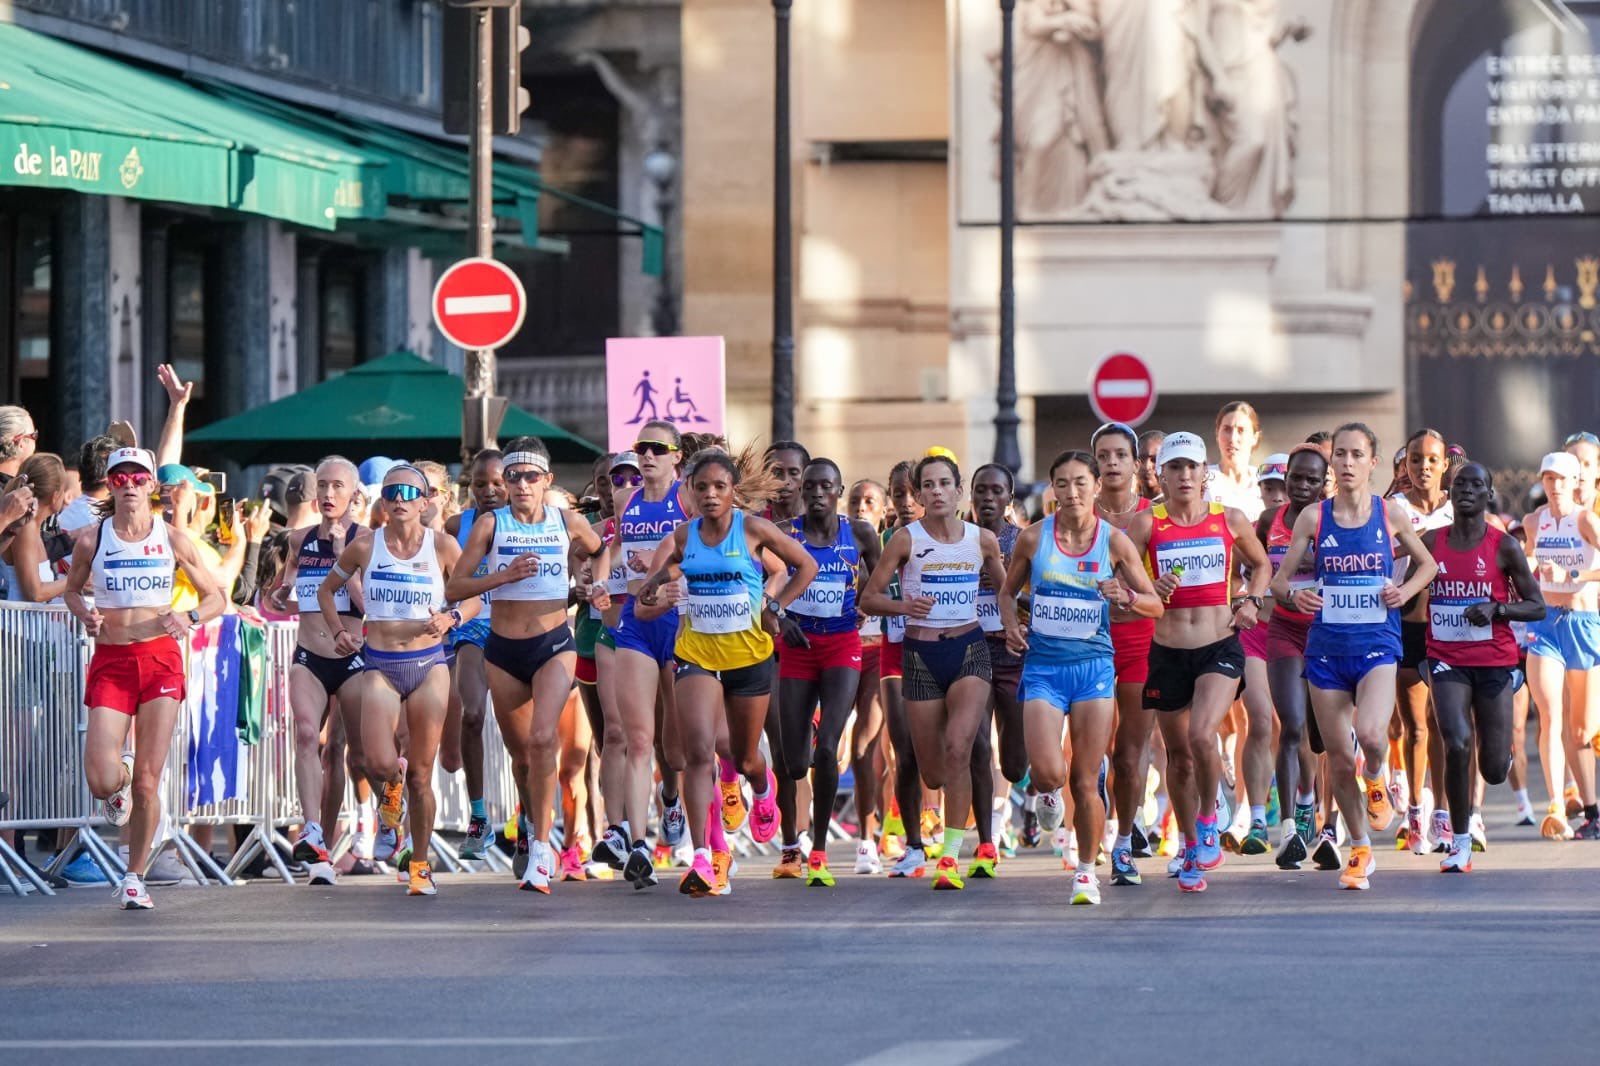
[1351,835,1372,849]
[751,771,771,799]
[1514,787,1530,806]
[618,820,631,841]
[707,802,728,852]
[781,838,801,851]
[693,847,712,866]
[1198,813,1218,830]
[470,799,486,819]
[1023,793,1038,813]
[718,757,740,784]
[942,827,964,860]
[1363,773,1385,791]
[1295,790,1315,806]
[1249,805,1265,824]
[1075,861,1094,878]
[1115,834,1132,853]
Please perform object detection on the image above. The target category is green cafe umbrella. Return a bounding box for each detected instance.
[186,351,601,467]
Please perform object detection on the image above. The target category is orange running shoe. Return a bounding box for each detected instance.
[772,846,804,879]
[1340,844,1374,890]
[407,860,437,896]
[379,758,408,830]
[720,778,749,834]
[712,850,732,895]
[1364,779,1395,833]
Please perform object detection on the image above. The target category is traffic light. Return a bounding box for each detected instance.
[442,0,531,137]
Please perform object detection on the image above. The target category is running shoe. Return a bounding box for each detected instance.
[459,815,496,860]
[678,853,717,897]
[379,759,407,829]
[346,858,379,877]
[659,789,688,847]
[1431,810,1453,854]
[998,818,1020,858]
[888,846,927,878]
[880,834,905,860]
[1097,756,1110,811]
[806,851,836,888]
[652,843,673,870]
[520,841,553,894]
[1036,789,1065,832]
[1292,803,1316,846]
[1566,784,1583,818]
[62,853,110,886]
[931,855,964,890]
[967,841,999,880]
[1071,871,1101,905]
[1540,803,1573,841]
[1469,813,1488,852]
[1515,794,1537,826]
[292,831,329,867]
[1021,808,1042,848]
[1195,823,1224,871]
[1275,831,1307,871]
[1265,783,1281,827]
[1572,815,1600,840]
[307,862,337,886]
[921,807,945,844]
[408,861,438,897]
[1364,780,1395,833]
[592,825,629,870]
[513,833,530,880]
[1050,826,1070,858]
[855,841,882,875]
[1387,772,1406,823]
[773,846,804,879]
[720,778,749,834]
[1339,844,1374,890]
[1439,840,1472,873]
[712,850,733,896]
[102,752,135,828]
[115,872,153,910]
[1110,846,1141,886]
[1166,854,1184,878]
[1406,808,1427,855]
[393,843,413,883]
[624,844,658,890]
[559,845,586,882]
[749,771,780,844]
[672,841,695,868]
[1177,847,1206,893]
[1312,827,1342,871]
[1240,821,1270,856]
[1130,822,1152,858]
[883,805,906,838]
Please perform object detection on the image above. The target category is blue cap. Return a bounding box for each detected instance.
[359,456,399,486]
[156,463,209,492]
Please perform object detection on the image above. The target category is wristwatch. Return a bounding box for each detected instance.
[1493,602,1506,620]
[187,608,201,626]
[449,608,464,627]
[1237,595,1264,611]
[764,595,786,619]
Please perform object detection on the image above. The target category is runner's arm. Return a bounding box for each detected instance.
[1497,532,1547,623]
[1385,498,1437,602]
[1270,506,1320,610]
[319,533,371,637]
[1108,528,1163,620]
[61,526,99,629]
[443,512,501,601]
[998,523,1037,635]
[859,528,912,617]
[632,526,687,621]
[852,519,883,601]
[751,515,820,611]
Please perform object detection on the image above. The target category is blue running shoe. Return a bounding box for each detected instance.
[1177,846,1207,893]
[459,814,497,860]
[1110,846,1141,886]
[1196,823,1224,871]
[62,852,110,885]
[660,790,688,848]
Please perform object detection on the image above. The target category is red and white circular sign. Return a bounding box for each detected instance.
[1088,352,1157,427]
[432,257,527,351]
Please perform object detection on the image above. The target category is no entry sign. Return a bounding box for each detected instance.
[1088,352,1157,427]
[432,257,527,351]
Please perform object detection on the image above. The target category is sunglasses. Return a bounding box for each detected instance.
[381,483,425,503]
[505,468,547,484]
[12,430,39,443]
[108,471,153,489]
[633,440,678,457]
[1566,431,1600,447]
[1258,463,1288,479]
[611,472,644,488]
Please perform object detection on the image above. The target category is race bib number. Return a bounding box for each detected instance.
[1031,588,1105,640]
[1320,576,1388,625]
[606,562,629,596]
[792,576,847,619]
[1430,599,1492,643]
[1154,537,1228,588]
[977,590,1003,633]
[919,572,980,622]
[687,591,752,634]
[886,613,906,642]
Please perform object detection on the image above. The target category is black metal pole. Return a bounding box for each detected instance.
[653,183,679,337]
[771,0,795,442]
[993,0,1022,473]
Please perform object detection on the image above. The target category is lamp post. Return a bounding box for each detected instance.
[771,0,795,442]
[644,146,679,337]
[993,0,1022,474]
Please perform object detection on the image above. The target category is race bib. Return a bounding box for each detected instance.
[605,561,629,596]
[687,591,752,634]
[792,576,847,619]
[1154,537,1228,588]
[976,590,1004,633]
[918,571,980,622]
[1429,599,1492,643]
[1320,576,1388,625]
[1031,588,1105,640]
[886,613,906,642]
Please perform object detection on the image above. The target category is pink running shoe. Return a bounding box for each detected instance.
[749,769,780,844]
[559,845,587,882]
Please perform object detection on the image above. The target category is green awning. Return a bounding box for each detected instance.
[0,24,385,229]
[186,350,601,466]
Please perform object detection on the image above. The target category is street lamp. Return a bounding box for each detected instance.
[993,0,1022,474]
[644,146,679,337]
[771,0,795,442]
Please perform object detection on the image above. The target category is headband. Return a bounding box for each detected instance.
[386,463,432,491]
[503,451,550,474]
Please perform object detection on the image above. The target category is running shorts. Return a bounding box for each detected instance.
[364,644,448,699]
[1019,657,1116,712]
[1303,650,1396,695]
[84,636,185,715]
[860,641,882,681]
[676,655,775,698]
[1142,635,1245,712]
[1111,617,1156,687]
[988,636,1023,702]
[450,616,491,651]
[1526,609,1600,671]
[613,600,679,667]
[292,645,363,697]
[1238,621,1269,661]
[1421,659,1524,699]
[1267,611,1312,661]
[778,629,863,681]
[575,655,598,685]
[485,626,576,685]
[881,639,905,681]
[903,628,991,701]
[1399,619,1428,671]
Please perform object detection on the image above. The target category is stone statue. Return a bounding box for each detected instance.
[1010,0,1109,215]
[1206,0,1311,216]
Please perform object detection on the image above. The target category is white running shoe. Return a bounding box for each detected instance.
[1065,831,1080,870]
[1469,812,1487,852]
[102,752,135,828]
[116,872,153,910]
[1440,839,1472,873]
[1515,794,1537,826]
[887,846,926,878]
[1050,826,1070,857]
[855,841,882,875]
[308,861,338,886]
[519,841,553,894]
[1070,872,1101,905]
[1037,789,1065,832]
[1166,854,1185,878]
[1430,809,1453,854]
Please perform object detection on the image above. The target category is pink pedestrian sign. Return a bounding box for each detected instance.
[605,336,726,451]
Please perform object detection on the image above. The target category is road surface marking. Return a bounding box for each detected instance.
[849,1040,1016,1066]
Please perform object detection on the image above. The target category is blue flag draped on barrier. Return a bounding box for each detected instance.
[186,616,245,806]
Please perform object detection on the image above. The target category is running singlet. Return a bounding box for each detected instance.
[676,510,772,670]
[1267,506,1316,622]
[1391,495,1452,584]
[364,528,445,623]
[92,519,175,609]
[1426,526,1518,667]
[1532,508,1599,596]
[294,528,351,614]
[1143,502,1233,610]
[488,505,570,602]
[456,508,493,617]
[899,521,983,629]
[1307,496,1400,658]
[881,525,904,643]
[978,523,1020,634]
[786,515,860,635]
[1027,516,1113,665]
[1205,466,1263,522]
[620,483,686,590]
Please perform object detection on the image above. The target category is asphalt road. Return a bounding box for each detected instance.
[4,809,1599,1066]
